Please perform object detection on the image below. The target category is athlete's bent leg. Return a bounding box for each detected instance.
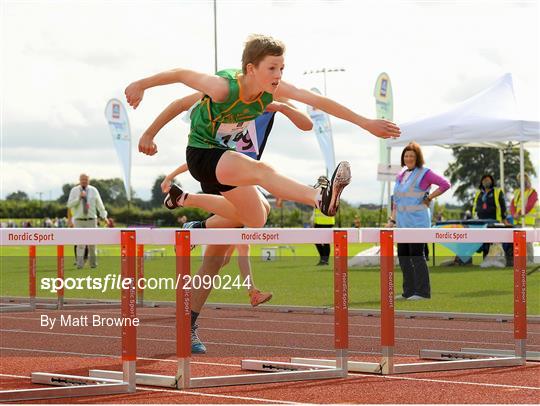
[216,151,318,206]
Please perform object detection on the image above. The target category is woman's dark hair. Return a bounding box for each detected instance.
[479,174,495,189]
[400,142,425,168]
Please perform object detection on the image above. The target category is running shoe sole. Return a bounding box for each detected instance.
[327,161,351,216]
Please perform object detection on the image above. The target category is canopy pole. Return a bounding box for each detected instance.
[520,142,525,227]
[499,149,505,193]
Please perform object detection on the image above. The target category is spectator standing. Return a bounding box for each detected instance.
[67,173,108,269]
[472,174,510,262]
[387,142,451,300]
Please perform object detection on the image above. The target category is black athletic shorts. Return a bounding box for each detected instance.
[186,146,236,193]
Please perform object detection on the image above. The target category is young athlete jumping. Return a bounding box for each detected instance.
[139,91,313,352]
[126,34,401,229]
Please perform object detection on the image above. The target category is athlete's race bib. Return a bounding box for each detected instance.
[215,121,259,155]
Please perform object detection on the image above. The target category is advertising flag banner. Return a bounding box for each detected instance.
[105,99,131,200]
[374,72,394,165]
[307,87,336,177]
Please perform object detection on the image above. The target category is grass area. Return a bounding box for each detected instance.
[1,243,538,315]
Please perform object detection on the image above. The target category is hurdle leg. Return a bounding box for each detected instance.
[513,230,527,361]
[57,246,64,309]
[121,231,137,391]
[176,230,191,389]
[380,230,395,374]
[136,244,144,307]
[29,246,36,310]
[333,230,348,376]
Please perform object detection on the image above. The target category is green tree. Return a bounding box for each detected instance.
[57,178,133,207]
[6,191,29,201]
[444,146,536,206]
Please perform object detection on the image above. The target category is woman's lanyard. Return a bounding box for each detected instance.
[481,190,490,210]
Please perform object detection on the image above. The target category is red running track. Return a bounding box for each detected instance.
[1,306,539,404]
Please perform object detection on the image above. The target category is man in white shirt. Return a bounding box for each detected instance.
[67,173,108,269]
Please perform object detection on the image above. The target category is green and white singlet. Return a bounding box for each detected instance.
[188,69,273,150]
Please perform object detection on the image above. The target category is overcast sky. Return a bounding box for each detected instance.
[1,0,539,205]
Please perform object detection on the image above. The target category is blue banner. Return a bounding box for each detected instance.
[307,88,336,177]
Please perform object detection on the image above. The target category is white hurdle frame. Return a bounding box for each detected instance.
[90,227,355,388]
[0,229,137,402]
[292,227,536,374]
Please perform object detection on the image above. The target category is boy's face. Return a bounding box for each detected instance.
[251,55,284,94]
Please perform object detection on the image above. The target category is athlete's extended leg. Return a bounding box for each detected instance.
[216,151,318,205]
[217,151,351,217]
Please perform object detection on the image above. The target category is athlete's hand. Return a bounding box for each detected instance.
[138,133,158,156]
[125,81,145,109]
[365,119,401,139]
[161,177,172,193]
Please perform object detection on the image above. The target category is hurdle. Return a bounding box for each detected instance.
[291,227,536,374]
[0,245,48,313]
[0,229,137,402]
[0,240,118,312]
[90,228,353,388]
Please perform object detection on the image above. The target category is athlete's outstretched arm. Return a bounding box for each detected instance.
[275,81,400,139]
[138,92,202,156]
[268,99,313,131]
[161,163,189,193]
[125,69,229,109]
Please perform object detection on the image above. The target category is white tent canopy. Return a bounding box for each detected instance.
[389,73,540,148]
[386,73,540,226]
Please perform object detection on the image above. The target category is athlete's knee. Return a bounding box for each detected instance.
[242,211,268,228]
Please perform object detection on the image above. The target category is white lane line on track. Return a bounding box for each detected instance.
[0,373,303,404]
[350,371,540,391]
[0,329,377,355]
[2,327,536,349]
[2,367,538,395]
[0,347,239,367]
[139,386,306,404]
[5,313,538,336]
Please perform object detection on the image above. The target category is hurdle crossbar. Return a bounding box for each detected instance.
[91,228,354,388]
[0,229,137,402]
[293,228,535,375]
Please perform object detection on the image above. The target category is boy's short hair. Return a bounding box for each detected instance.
[242,34,285,74]
[400,142,425,168]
